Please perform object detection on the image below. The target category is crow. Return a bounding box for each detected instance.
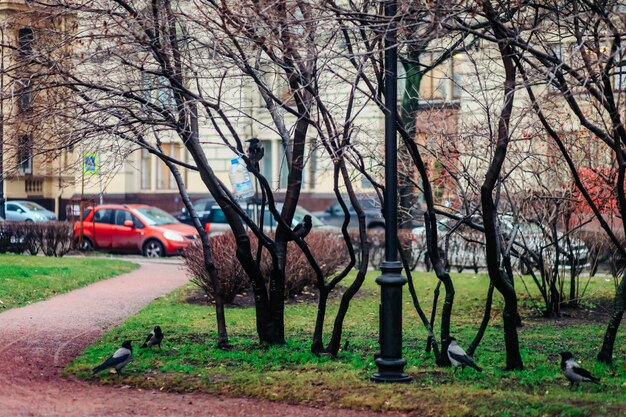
[140,325,163,349]
[92,340,133,375]
[246,138,264,165]
[559,351,600,389]
[292,215,312,240]
[447,337,482,373]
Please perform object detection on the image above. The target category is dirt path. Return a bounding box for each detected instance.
[0,259,403,417]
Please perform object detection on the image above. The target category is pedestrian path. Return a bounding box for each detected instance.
[0,258,398,417]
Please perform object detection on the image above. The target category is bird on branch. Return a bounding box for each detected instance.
[447,337,482,373]
[292,215,312,240]
[92,340,133,375]
[246,138,264,167]
[559,351,600,389]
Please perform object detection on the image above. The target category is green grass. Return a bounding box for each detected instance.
[0,254,138,309]
[67,271,626,417]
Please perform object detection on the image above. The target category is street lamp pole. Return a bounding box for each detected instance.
[371,0,411,383]
[0,26,6,221]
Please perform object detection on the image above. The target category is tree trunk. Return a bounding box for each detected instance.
[163,147,230,348]
[597,271,626,364]
[478,6,523,369]
[467,283,494,357]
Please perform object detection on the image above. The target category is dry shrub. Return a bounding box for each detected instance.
[575,230,626,277]
[183,234,249,303]
[349,229,416,269]
[0,222,72,256]
[40,222,74,256]
[183,230,350,303]
[281,231,349,297]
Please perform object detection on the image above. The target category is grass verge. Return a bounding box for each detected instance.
[0,254,138,310]
[67,271,626,417]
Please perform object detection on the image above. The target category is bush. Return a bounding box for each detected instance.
[0,222,73,257]
[184,234,250,304]
[575,229,626,277]
[183,231,350,303]
[350,229,417,269]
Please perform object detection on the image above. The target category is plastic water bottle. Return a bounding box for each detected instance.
[228,157,255,200]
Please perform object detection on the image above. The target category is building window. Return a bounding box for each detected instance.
[18,28,34,56]
[548,43,564,92]
[157,143,180,190]
[261,140,273,187]
[18,135,33,175]
[169,144,178,189]
[17,79,33,112]
[614,47,626,91]
[452,61,462,99]
[141,73,175,111]
[420,54,460,102]
[140,149,151,190]
[279,142,290,189]
[307,146,317,190]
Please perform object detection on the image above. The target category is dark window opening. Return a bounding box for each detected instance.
[18,28,34,56]
[17,80,33,112]
[18,135,33,175]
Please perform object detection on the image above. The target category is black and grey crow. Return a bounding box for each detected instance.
[447,337,482,372]
[559,351,600,389]
[293,215,312,240]
[92,340,133,375]
[140,325,164,349]
[246,138,264,165]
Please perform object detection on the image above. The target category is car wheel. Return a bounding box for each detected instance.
[143,239,165,258]
[25,219,34,223]
[77,237,94,252]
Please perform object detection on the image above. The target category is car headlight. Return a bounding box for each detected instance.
[35,213,46,220]
[163,231,184,242]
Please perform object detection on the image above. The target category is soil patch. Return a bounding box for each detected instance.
[184,285,376,308]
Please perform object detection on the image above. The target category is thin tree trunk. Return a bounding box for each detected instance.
[401,245,441,360]
[479,3,523,370]
[597,271,626,364]
[425,280,441,354]
[467,282,495,357]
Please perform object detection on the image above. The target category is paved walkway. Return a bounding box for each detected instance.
[0,259,402,417]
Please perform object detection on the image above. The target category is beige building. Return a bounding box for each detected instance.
[0,0,76,219]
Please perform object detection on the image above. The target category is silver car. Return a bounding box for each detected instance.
[5,201,58,222]
[197,203,330,235]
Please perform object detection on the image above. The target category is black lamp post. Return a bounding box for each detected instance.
[0,26,6,221]
[370,0,411,383]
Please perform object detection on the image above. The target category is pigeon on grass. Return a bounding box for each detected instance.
[140,325,164,349]
[447,337,482,373]
[92,340,133,375]
[292,215,312,240]
[559,351,600,389]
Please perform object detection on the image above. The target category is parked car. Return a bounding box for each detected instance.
[74,204,199,257]
[172,198,216,225]
[411,215,589,273]
[5,201,57,222]
[314,195,385,230]
[175,199,330,235]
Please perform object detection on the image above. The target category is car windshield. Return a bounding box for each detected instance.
[21,202,46,211]
[253,205,325,228]
[135,207,179,226]
[293,206,324,227]
[359,197,381,210]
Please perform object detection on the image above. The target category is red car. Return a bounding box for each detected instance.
[74,204,199,257]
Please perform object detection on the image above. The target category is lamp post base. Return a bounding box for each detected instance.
[370,357,412,383]
[371,260,412,384]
